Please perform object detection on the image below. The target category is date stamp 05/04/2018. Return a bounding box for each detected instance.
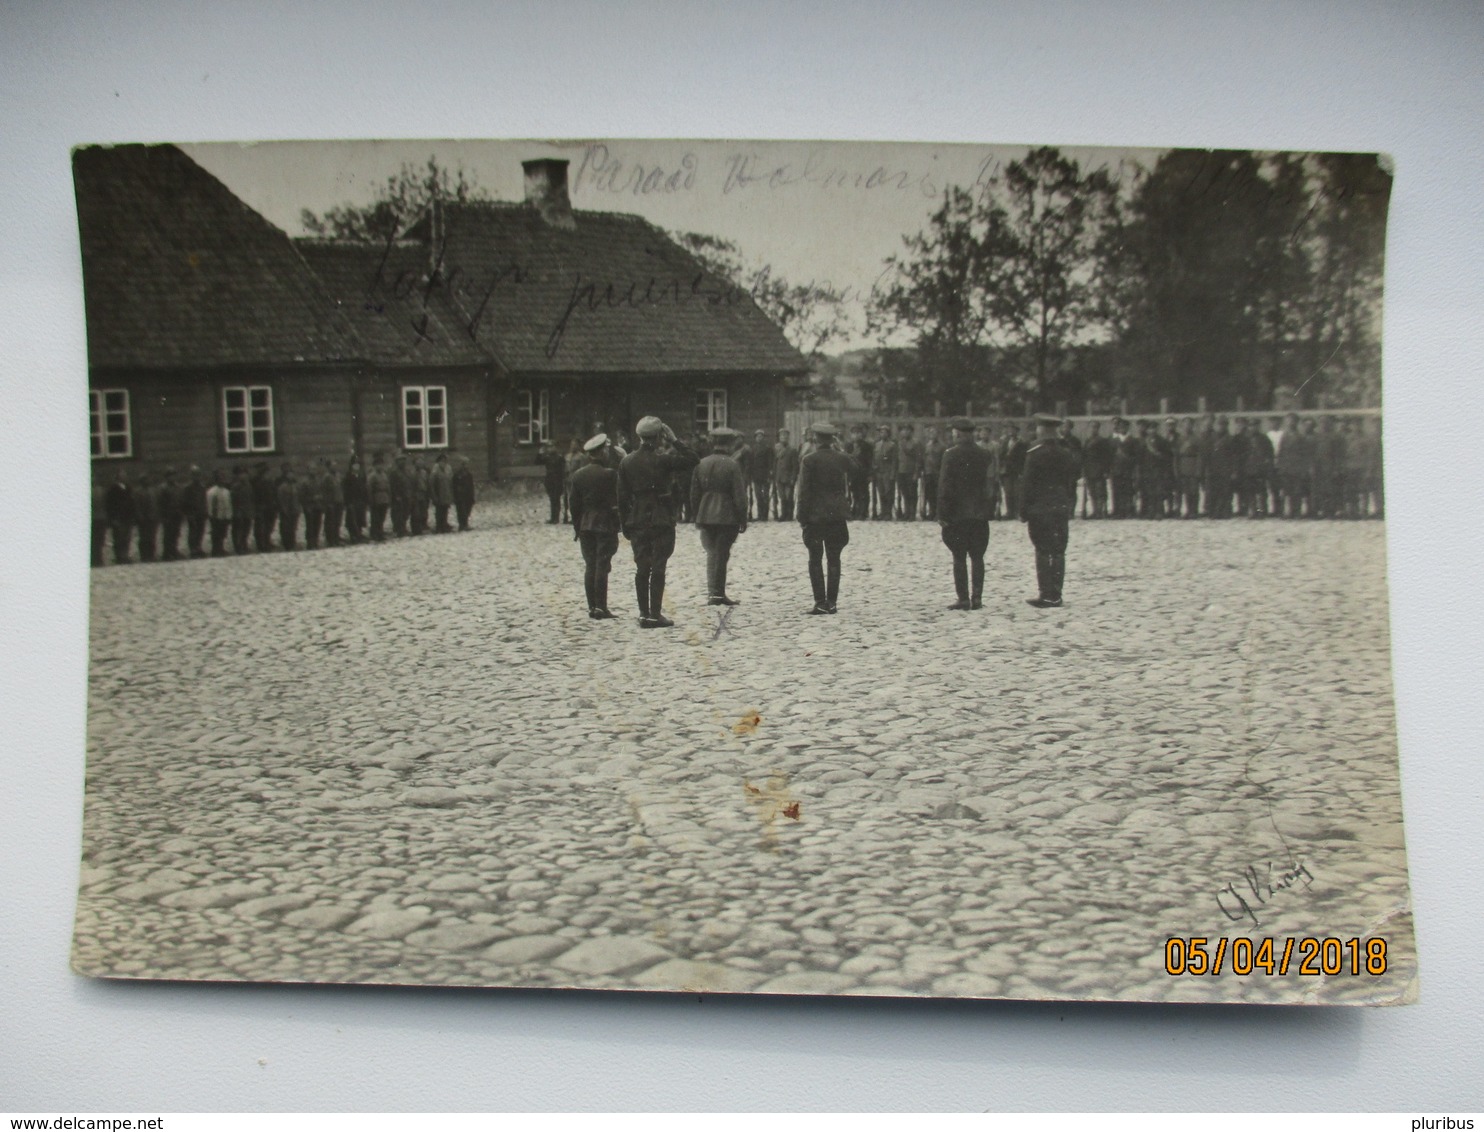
[1164,937,1390,978]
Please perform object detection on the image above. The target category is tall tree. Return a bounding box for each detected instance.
[865,186,1010,413]
[300,157,491,241]
[992,147,1119,405]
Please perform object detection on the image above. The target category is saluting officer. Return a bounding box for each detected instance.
[691,426,749,606]
[1021,414,1079,608]
[618,416,699,628]
[796,422,856,615]
[937,416,993,610]
[569,433,622,619]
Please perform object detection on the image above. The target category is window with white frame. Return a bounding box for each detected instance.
[402,385,449,449]
[89,389,132,459]
[695,388,727,434]
[222,385,275,453]
[515,388,550,445]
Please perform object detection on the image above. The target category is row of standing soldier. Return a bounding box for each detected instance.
[91,452,477,566]
[550,413,1383,530]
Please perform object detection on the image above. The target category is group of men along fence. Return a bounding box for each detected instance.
[543,410,1385,529]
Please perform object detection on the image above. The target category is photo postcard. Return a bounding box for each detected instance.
[73,137,1413,1004]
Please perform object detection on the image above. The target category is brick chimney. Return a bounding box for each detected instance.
[522,158,575,229]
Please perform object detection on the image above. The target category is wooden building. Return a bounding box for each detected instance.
[75,145,808,481]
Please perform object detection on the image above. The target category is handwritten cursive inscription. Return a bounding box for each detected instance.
[573,144,699,197]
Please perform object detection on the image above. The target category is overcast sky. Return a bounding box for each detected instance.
[183,138,1161,347]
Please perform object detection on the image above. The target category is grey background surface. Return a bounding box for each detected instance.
[3,0,1481,1111]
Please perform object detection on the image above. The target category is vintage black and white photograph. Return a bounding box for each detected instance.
[73,137,1413,1004]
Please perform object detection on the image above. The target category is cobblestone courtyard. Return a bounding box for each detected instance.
[74,507,1416,1004]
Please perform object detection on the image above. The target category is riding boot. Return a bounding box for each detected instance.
[808,560,826,606]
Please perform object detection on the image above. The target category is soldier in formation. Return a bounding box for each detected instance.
[773,428,800,521]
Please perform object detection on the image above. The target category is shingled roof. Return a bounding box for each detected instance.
[73,144,361,369]
[295,238,497,368]
[414,200,809,377]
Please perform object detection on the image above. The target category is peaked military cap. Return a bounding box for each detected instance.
[1034,413,1064,427]
[948,416,975,431]
[810,421,839,436]
[583,433,609,452]
[635,416,665,438]
[710,426,739,439]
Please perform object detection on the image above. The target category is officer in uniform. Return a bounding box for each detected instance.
[618,416,699,628]
[389,454,412,537]
[921,425,946,521]
[451,454,476,531]
[230,464,255,553]
[690,427,749,606]
[845,423,873,519]
[1001,423,1028,520]
[795,422,856,614]
[1057,420,1084,517]
[1110,417,1137,518]
[872,423,897,520]
[158,467,183,560]
[773,428,800,521]
[749,428,773,521]
[895,422,923,519]
[569,434,622,619]
[1081,421,1113,518]
[1021,414,1079,608]
[1175,417,1203,518]
[937,417,993,610]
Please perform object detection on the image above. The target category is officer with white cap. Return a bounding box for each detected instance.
[617,416,699,627]
[569,433,623,619]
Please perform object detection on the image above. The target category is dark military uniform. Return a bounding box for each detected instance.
[1021,429,1079,605]
[691,445,749,602]
[921,433,947,520]
[342,463,368,542]
[181,471,208,558]
[1245,426,1275,517]
[774,439,800,521]
[871,430,897,520]
[1001,431,1028,520]
[230,470,255,553]
[1082,429,1114,518]
[389,460,412,536]
[749,435,774,521]
[895,430,923,519]
[1110,426,1138,518]
[105,477,134,564]
[251,465,276,551]
[158,473,183,560]
[570,455,622,615]
[133,476,160,562]
[845,432,873,519]
[618,433,699,624]
[277,475,302,550]
[452,459,475,531]
[796,434,856,612]
[937,426,993,608]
